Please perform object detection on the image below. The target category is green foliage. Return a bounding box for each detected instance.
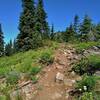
[88,55,100,71]
[6,71,20,85]
[63,24,76,42]
[72,57,89,75]
[0,95,6,100]
[79,92,94,100]
[93,92,100,100]
[31,76,38,84]
[0,23,4,57]
[30,66,41,75]
[95,23,100,40]
[0,43,54,75]
[52,15,100,43]
[74,42,100,53]
[5,40,13,56]
[72,54,100,75]
[50,24,55,40]
[42,40,59,49]
[39,52,54,65]
[16,0,50,51]
[52,31,63,42]
[80,15,92,42]
[17,0,35,51]
[35,0,50,39]
[73,15,79,34]
[76,75,96,92]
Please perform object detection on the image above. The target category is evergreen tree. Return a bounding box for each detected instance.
[63,24,75,42]
[13,39,18,54]
[80,15,92,42]
[35,0,49,39]
[17,0,35,51]
[5,40,13,56]
[87,24,96,41]
[50,24,55,40]
[54,31,63,42]
[73,15,79,34]
[95,23,100,40]
[0,23,4,57]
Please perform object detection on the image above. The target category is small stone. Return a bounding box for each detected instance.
[58,60,66,66]
[94,71,100,76]
[71,71,76,77]
[76,76,82,81]
[51,92,62,100]
[73,56,79,60]
[56,72,64,82]
[64,51,67,55]
[64,79,76,87]
[36,75,40,79]
[44,83,49,87]
[33,90,38,95]
[92,46,99,51]
[48,68,51,72]
[67,50,71,54]
[56,64,63,69]
[45,74,48,78]
[65,93,69,99]
[67,56,72,60]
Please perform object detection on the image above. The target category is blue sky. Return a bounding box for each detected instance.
[0,0,100,43]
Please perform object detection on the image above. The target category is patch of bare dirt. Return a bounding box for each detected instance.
[32,45,81,100]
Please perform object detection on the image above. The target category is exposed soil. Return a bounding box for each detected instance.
[33,45,80,100]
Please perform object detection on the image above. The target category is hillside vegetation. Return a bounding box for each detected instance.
[0,41,100,100]
[0,41,59,76]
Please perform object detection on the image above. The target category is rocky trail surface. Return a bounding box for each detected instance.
[10,45,82,100]
[1,44,100,100]
[32,45,81,100]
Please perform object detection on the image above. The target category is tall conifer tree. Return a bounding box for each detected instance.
[80,15,92,42]
[35,0,49,39]
[95,23,100,40]
[63,24,75,42]
[17,0,35,51]
[5,40,13,56]
[73,15,79,34]
[0,23,4,57]
[50,24,55,40]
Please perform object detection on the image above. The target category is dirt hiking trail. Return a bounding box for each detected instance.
[33,45,80,100]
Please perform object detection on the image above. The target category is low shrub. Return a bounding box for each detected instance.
[6,71,20,85]
[72,57,89,75]
[30,66,41,75]
[72,54,100,75]
[88,55,100,71]
[31,76,38,84]
[93,92,100,100]
[79,92,94,100]
[39,52,54,65]
[0,95,6,100]
[76,75,96,92]
[74,42,100,54]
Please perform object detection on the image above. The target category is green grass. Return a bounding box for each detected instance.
[0,41,59,76]
[88,54,100,70]
[88,54,100,64]
[30,66,41,75]
[0,41,59,99]
[72,54,100,75]
[73,41,100,53]
[31,76,39,84]
[76,75,97,92]
[0,95,6,100]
